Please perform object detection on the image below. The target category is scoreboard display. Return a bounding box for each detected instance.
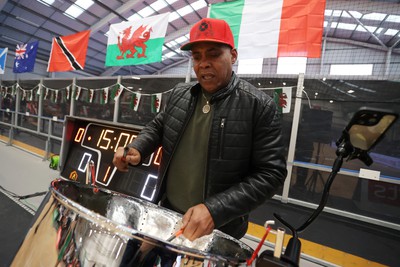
[60,116,161,203]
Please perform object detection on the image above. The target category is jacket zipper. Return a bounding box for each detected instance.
[218,117,226,159]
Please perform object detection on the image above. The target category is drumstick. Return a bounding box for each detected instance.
[122,146,129,162]
[246,220,274,265]
[166,228,184,242]
[85,161,90,185]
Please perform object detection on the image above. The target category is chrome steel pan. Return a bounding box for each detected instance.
[12,179,254,266]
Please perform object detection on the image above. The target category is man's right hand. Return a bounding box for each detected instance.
[113,147,141,172]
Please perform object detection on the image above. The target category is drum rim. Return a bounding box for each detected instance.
[50,179,251,264]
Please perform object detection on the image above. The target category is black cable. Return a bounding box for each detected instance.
[0,185,47,200]
[18,191,47,200]
[296,154,344,233]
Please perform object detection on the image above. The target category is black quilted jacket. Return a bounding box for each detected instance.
[130,73,287,239]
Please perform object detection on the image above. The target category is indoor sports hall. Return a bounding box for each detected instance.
[1,1,399,266]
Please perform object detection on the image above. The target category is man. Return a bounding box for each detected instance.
[113,18,287,241]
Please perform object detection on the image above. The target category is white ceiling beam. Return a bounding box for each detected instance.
[89,0,141,33]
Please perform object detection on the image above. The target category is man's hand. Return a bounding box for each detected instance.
[113,147,141,172]
[181,204,215,241]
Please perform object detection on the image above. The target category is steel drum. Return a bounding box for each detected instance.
[12,179,254,266]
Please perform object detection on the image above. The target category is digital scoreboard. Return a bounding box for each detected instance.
[60,116,161,202]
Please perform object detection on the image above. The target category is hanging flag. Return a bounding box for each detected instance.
[111,84,123,100]
[130,92,142,111]
[53,90,59,103]
[13,41,39,73]
[44,88,49,100]
[209,0,326,59]
[106,13,170,66]
[151,93,162,113]
[65,86,70,100]
[88,89,95,103]
[74,86,82,100]
[101,87,109,104]
[273,87,292,114]
[47,30,90,72]
[0,48,8,75]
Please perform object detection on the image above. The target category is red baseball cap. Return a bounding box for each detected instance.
[181,18,235,51]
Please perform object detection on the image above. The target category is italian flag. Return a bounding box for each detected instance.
[106,13,170,66]
[209,0,326,60]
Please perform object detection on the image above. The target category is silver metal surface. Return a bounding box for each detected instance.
[12,179,254,266]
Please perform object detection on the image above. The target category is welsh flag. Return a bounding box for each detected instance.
[88,89,95,103]
[101,87,109,104]
[209,0,326,59]
[130,92,142,111]
[151,93,162,113]
[110,84,123,100]
[274,87,292,114]
[106,13,170,66]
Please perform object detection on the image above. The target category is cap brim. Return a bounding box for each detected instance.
[180,39,233,51]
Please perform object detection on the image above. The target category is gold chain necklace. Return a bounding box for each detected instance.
[202,92,211,114]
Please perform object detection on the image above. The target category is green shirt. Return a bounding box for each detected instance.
[166,90,213,213]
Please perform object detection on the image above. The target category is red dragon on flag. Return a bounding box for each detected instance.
[117,25,152,60]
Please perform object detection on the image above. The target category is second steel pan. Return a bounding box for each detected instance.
[12,179,254,266]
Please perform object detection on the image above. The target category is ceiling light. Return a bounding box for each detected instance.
[168,11,180,22]
[191,0,207,11]
[138,6,154,17]
[329,100,334,103]
[37,0,55,7]
[128,14,142,21]
[16,16,40,27]
[347,90,355,94]
[64,0,94,19]
[2,35,23,43]
[150,0,167,11]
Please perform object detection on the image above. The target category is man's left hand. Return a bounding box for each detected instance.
[181,204,215,241]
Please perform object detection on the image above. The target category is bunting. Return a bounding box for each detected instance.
[88,89,95,103]
[151,93,162,113]
[130,92,142,111]
[101,87,109,104]
[1,82,179,114]
[74,86,82,100]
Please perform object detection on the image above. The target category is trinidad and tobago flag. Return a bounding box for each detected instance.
[47,30,90,72]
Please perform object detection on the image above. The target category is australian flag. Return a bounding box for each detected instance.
[13,41,39,73]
